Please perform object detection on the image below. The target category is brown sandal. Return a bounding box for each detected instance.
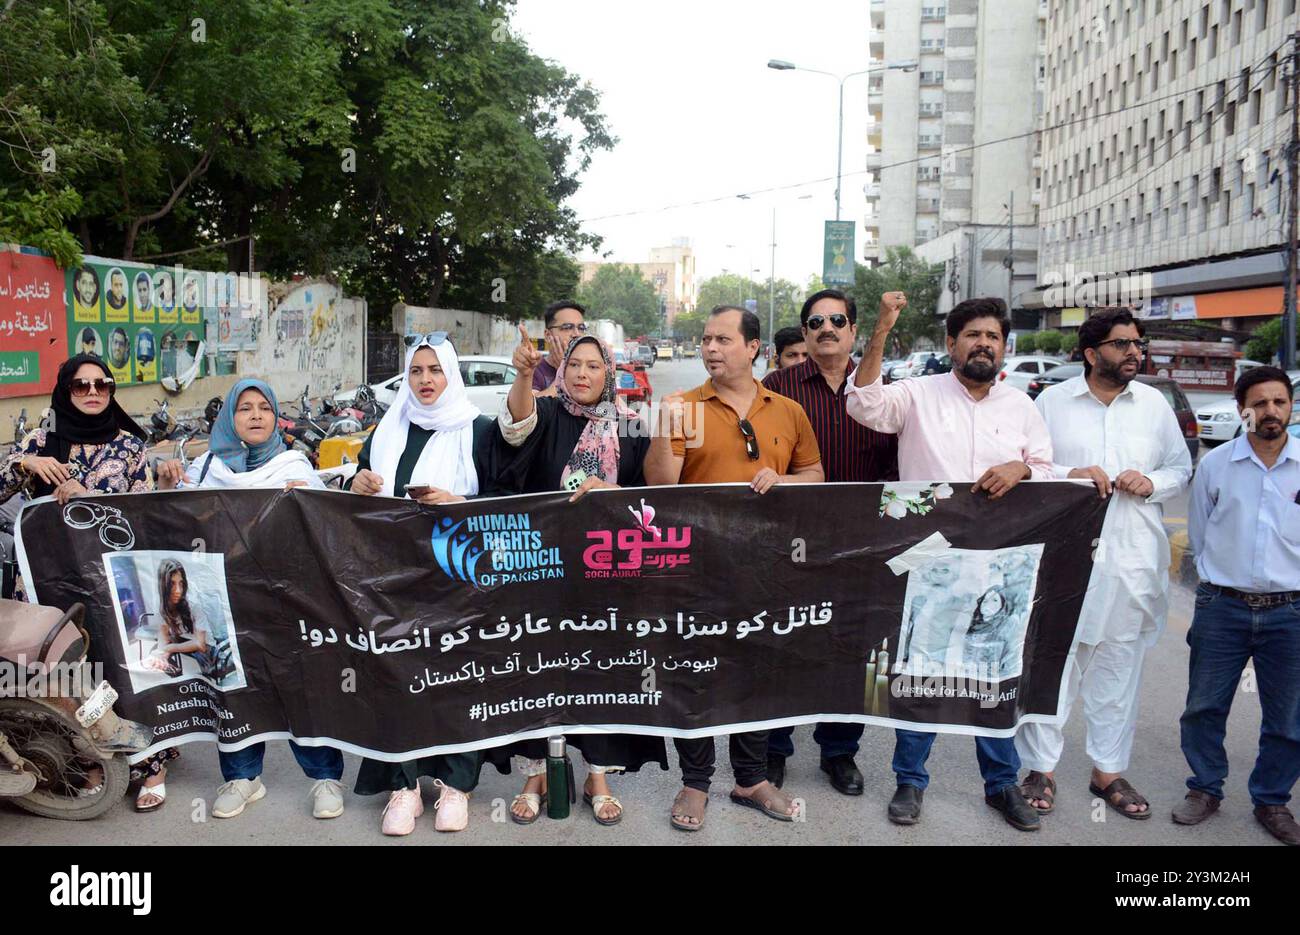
[671,787,708,831]
[1089,777,1151,820]
[1020,770,1056,814]
[729,780,800,822]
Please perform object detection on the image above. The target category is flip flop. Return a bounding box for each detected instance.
[729,782,799,822]
[671,788,708,831]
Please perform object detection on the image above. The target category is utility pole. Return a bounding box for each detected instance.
[769,208,777,346]
[1005,191,1015,311]
[1285,32,1299,370]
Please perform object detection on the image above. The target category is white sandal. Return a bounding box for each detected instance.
[585,792,623,826]
[135,782,166,812]
[510,791,545,825]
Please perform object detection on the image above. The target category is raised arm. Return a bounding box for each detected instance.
[846,292,914,434]
[507,323,543,424]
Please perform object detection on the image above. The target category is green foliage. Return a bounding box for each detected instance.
[1244,317,1295,364]
[0,0,610,315]
[694,273,803,341]
[1017,331,1038,353]
[847,246,944,355]
[1059,331,1078,355]
[0,187,83,268]
[577,264,660,338]
[1036,329,1064,355]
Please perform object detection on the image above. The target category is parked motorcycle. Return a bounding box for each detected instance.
[0,599,152,819]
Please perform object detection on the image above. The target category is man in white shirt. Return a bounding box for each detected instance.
[1017,309,1192,820]
[848,295,1053,832]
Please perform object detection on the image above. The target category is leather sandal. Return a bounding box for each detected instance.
[584,791,623,826]
[671,787,707,831]
[1090,777,1151,820]
[509,791,545,825]
[1021,770,1056,814]
[729,780,800,822]
[135,782,166,812]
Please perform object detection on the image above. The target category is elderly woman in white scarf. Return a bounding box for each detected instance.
[155,378,344,822]
[348,331,519,836]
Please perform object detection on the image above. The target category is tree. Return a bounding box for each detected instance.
[1017,331,1038,353]
[847,246,944,355]
[1059,331,1078,356]
[577,264,660,337]
[695,273,803,341]
[0,0,611,314]
[1244,317,1296,364]
[1036,329,1064,355]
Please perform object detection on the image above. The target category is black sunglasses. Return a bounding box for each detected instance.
[69,378,115,397]
[738,418,759,461]
[403,330,449,348]
[1096,338,1149,354]
[806,314,850,330]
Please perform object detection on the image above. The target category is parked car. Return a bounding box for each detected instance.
[334,355,518,415]
[1026,363,1083,399]
[634,345,656,369]
[656,343,674,361]
[887,351,939,381]
[1195,370,1300,446]
[996,355,1066,392]
[683,345,698,358]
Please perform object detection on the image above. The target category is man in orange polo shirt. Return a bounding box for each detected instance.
[645,305,823,832]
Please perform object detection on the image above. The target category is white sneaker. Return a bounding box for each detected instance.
[382,787,423,836]
[311,778,345,819]
[213,777,266,818]
[433,779,469,832]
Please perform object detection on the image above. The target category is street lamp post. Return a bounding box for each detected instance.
[768,58,918,221]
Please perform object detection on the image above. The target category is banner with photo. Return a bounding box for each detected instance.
[65,257,222,386]
[15,482,1109,762]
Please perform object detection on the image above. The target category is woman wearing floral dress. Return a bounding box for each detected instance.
[0,354,174,807]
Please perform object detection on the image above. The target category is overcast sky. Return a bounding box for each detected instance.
[512,0,873,287]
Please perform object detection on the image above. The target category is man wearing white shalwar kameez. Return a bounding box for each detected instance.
[1016,310,1192,818]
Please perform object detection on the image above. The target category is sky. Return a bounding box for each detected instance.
[512,0,874,287]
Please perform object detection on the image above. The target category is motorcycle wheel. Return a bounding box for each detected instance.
[0,698,130,820]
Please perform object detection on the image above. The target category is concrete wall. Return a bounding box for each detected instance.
[393,304,543,358]
[0,277,366,431]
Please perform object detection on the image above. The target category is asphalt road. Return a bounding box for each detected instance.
[2,360,1278,845]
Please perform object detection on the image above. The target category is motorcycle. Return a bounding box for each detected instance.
[280,385,360,466]
[0,599,152,819]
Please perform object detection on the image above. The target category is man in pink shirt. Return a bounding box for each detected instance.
[847,295,1053,833]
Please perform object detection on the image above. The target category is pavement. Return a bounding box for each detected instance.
[2,360,1279,846]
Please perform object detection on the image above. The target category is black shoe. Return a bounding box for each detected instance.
[820,755,864,796]
[888,784,923,825]
[766,753,786,789]
[985,785,1041,831]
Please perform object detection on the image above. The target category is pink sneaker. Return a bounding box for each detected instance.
[432,779,469,832]
[381,787,423,836]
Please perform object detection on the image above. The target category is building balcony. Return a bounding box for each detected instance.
[918,135,941,150]
[865,182,882,198]
[1038,0,1048,19]
[866,150,882,169]
[917,198,941,213]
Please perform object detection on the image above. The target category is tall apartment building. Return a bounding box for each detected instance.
[579,238,698,331]
[1026,0,1300,338]
[868,0,1045,313]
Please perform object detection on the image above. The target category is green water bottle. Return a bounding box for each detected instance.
[546,735,572,819]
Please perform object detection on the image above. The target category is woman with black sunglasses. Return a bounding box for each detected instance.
[1,354,150,520]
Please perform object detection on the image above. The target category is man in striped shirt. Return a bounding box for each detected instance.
[762,288,899,797]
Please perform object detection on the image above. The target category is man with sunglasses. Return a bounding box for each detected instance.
[848,294,1053,832]
[1017,308,1192,822]
[644,304,823,832]
[762,289,899,796]
[531,300,588,391]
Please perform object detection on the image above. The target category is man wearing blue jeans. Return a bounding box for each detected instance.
[215,741,346,820]
[1176,366,1300,846]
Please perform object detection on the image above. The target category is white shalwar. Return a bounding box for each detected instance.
[1016,375,1192,773]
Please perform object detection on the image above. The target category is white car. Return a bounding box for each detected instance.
[996,356,1065,392]
[334,355,518,416]
[1195,370,1300,446]
[888,351,939,381]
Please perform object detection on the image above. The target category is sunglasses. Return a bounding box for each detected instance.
[69,378,115,397]
[806,314,850,330]
[403,331,449,349]
[738,418,760,461]
[1097,338,1149,354]
[550,322,589,334]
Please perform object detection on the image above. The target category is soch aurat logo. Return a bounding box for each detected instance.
[431,511,564,588]
[583,499,692,579]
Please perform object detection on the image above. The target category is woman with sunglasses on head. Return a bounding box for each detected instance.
[348,331,520,836]
[0,355,153,804]
[153,378,347,821]
[491,325,668,827]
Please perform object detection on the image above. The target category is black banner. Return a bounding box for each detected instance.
[16,481,1108,761]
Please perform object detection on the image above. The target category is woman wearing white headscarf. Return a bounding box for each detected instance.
[349,332,519,836]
